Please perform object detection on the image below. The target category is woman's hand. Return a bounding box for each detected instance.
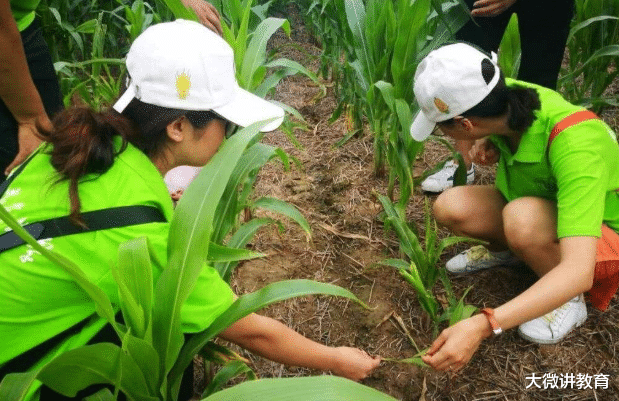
[220,314,381,381]
[471,0,517,17]
[181,0,223,35]
[421,314,492,372]
[6,116,51,175]
[469,137,500,166]
[331,347,381,381]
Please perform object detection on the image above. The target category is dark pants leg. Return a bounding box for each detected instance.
[456,0,575,90]
[516,0,574,89]
[456,0,513,54]
[0,19,63,182]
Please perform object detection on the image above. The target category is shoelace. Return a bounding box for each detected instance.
[542,303,570,324]
[432,161,458,179]
[466,245,493,261]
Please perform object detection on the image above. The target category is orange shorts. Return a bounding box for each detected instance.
[589,225,619,311]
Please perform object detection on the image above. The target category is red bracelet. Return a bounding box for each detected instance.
[480,308,502,336]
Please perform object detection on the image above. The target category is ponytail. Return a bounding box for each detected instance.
[38,100,219,227]
[38,108,138,227]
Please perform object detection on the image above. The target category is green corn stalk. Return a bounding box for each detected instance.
[337,0,469,206]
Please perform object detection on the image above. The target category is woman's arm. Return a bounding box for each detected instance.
[0,0,51,174]
[219,313,381,381]
[422,236,597,371]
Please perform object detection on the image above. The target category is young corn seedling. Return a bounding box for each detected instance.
[377,195,481,339]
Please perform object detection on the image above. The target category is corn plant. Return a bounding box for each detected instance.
[377,195,479,337]
[338,0,469,209]
[0,122,386,401]
[558,0,619,111]
[53,11,127,110]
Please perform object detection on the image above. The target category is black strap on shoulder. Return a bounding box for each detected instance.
[0,205,167,254]
[0,149,38,198]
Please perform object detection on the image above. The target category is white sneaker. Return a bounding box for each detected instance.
[518,295,587,344]
[445,245,522,274]
[421,160,475,193]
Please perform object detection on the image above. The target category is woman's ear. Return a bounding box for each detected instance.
[166,116,187,143]
[454,116,474,131]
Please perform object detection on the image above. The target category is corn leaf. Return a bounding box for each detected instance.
[114,237,154,341]
[0,370,39,401]
[344,0,373,85]
[121,334,160,396]
[201,376,398,401]
[242,18,290,90]
[201,360,256,398]
[206,242,265,263]
[160,0,198,21]
[214,218,275,282]
[498,14,521,79]
[567,15,619,43]
[37,343,155,401]
[252,197,311,240]
[559,45,619,82]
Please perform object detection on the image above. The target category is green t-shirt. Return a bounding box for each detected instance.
[10,0,40,31]
[0,141,234,393]
[492,79,619,238]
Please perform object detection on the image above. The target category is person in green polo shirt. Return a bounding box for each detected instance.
[0,20,380,400]
[1,0,231,185]
[409,42,619,372]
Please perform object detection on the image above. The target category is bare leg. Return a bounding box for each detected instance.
[433,185,508,251]
[502,197,560,278]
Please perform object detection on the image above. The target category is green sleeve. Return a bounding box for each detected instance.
[181,264,235,333]
[549,120,611,238]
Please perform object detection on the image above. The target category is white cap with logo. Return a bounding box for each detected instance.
[113,19,284,132]
[410,42,500,141]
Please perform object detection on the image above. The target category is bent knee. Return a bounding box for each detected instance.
[503,197,557,250]
[433,186,476,228]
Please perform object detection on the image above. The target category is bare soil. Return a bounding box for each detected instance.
[220,12,619,401]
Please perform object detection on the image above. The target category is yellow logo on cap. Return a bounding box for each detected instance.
[176,72,191,100]
[434,97,449,114]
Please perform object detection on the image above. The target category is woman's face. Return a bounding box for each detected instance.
[185,118,226,166]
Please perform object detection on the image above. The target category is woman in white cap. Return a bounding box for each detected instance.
[410,42,619,371]
[0,20,380,399]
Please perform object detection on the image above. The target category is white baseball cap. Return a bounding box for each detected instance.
[410,42,500,141]
[113,19,284,132]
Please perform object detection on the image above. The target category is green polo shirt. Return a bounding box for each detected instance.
[0,140,234,398]
[10,0,40,31]
[492,79,619,238]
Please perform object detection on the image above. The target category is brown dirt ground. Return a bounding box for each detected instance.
[206,10,619,401]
